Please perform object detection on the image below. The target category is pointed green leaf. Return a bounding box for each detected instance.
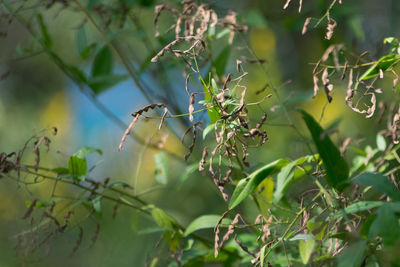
[299,110,349,191]
[359,54,400,81]
[229,159,290,209]
[184,215,232,237]
[274,155,316,202]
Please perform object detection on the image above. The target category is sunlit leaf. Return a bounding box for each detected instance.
[255,177,274,216]
[68,156,87,181]
[376,134,387,151]
[154,152,168,184]
[299,239,316,264]
[359,54,400,81]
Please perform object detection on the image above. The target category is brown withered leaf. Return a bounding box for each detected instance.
[340,137,351,155]
[119,114,140,151]
[199,147,208,171]
[188,92,197,122]
[313,74,320,98]
[214,211,230,258]
[325,20,337,40]
[283,0,292,9]
[159,107,168,130]
[321,68,333,102]
[302,17,312,35]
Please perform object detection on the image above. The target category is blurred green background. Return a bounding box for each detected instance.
[1,0,400,265]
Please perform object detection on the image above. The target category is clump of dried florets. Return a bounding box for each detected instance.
[151,0,247,63]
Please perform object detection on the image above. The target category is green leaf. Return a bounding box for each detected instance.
[289,234,315,241]
[65,65,88,84]
[306,221,327,240]
[384,37,400,54]
[151,207,178,230]
[151,207,181,252]
[68,156,87,181]
[154,152,168,184]
[184,215,232,237]
[229,159,290,209]
[369,203,400,245]
[337,240,366,267]
[202,123,215,139]
[37,14,52,48]
[351,172,400,201]
[255,177,274,216]
[299,239,316,264]
[376,134,386,151]
[274,155,316,202]
[299,109,349,191]
[88,74,128,94]
[359,54,400,81]
[92,45,113,77]
[73,146,103,159]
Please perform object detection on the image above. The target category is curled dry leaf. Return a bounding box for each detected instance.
[325,20,337,40]
[189,92,197,122]
[340,137,352,155]
[119,114,140,151]
[283,0,292,9]
[302,17,312,35]
[321,68,333,102]
[159,107,168,130]
[214,211,230,258]
[199,147,208,171]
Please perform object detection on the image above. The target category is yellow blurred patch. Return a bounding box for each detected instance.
[250,28,276,56]
[40,91,71,136]
[301,88,348,127]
